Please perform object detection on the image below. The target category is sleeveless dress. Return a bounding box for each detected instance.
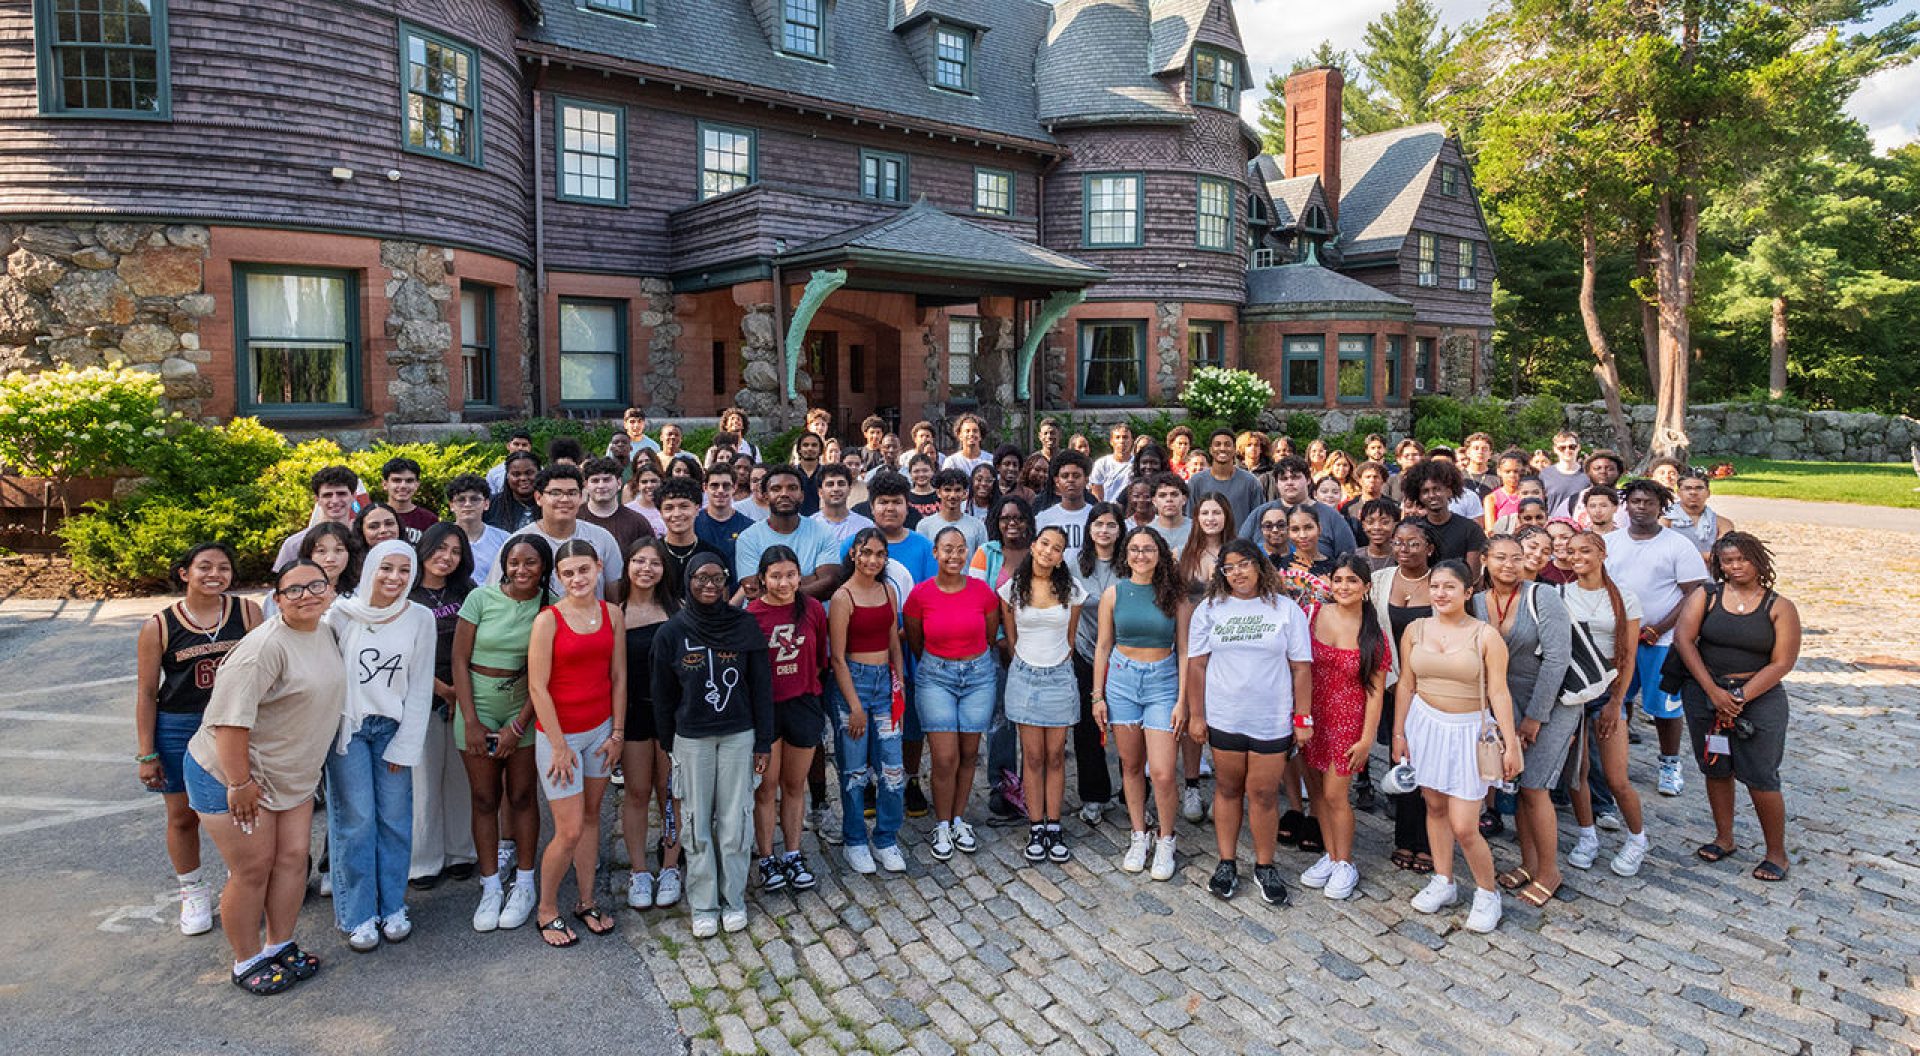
[1305,604,1389,775]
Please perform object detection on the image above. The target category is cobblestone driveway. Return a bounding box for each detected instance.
[624,518,1920,1055]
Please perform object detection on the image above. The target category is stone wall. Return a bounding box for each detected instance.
[1558,401,1920,463]
[2,221,216,417]
[638,278,681,416]
[379,239,454,425]
[737,302,803,431]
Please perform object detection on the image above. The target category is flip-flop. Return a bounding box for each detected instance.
[1391,848,1418,872]
[1515,881,1558,907]
[1410,852,1435,875]
[1695,841,1736,863]
[572,904,616,936]
[1751,860,1788,882]
[1497,868,1533,891]
[1277,810,1307,847]
[538,916,579,948]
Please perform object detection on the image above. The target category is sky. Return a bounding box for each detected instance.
[1227,0,1920,153]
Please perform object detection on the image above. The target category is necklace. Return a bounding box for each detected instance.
[1722,584,1763,614]
[663,538,699,560]
[1393,567,1430,606]
[175,597,228,644]
[1490,585,1521,627]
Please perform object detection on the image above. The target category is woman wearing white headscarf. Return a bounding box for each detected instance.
[323,539,437,953]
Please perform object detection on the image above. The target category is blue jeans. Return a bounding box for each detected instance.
[915,651,999,734]
[829,660,903,849]
[326,716,413,932]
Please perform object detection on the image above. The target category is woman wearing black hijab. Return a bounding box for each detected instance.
[651,553,773,938]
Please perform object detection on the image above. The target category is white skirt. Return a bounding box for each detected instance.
[1405,696,1492,801]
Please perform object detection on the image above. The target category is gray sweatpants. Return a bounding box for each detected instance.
[672,730,756,916]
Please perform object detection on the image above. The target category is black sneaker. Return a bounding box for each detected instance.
[1024,825,1047,862]
[988,793,1024,823]
[1208,858,1238,900]
[784,853,817,891]
[1253,863,1290,906]
[1046,828,1070,863]
[904,780,930,818]
[758,855,788,891]
[1353,762,1377,812]
[863,785,877,820]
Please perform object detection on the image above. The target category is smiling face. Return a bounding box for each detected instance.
[1314,477,1345,506]
[1392,522,1433,572]
[1196,497,1227,538]
[851,537,890,580]
[1287,508,1321,555]
[316,484,355,523]
[1566,534,1605,578]
[274,565,333,626]
[996,505,1030,548]
[1428,566,1469,614]
[538,476,583,522]
[384,472,419,507]
[819,472,851,509]
[1520,532,1552,574]
[360,507,400,546]
[586,471,621,506]
[761,559,801,604]
[555,554,599,598]
[1087,511,1122,553]
[368,553,413,605]
[958,419,982,449]
[1030,528,1066,573]
[660,423,683,451]
[659,496,697,537]
[1209,433,1236,468]
[1327,562,1368,606]
[502,542,544,595]
[423,536,463,581]
[1258,510,1289,551]
[1126,480,1154,521]
[309,534,349,584]
[909,460,934,490]
[1484,538,1525,588]
[934,531,969,575]
[795,434,824,464]
[180,549,234,597]
[687,563,728,606]
[626,545,664,595]
[1362,509,1396,548]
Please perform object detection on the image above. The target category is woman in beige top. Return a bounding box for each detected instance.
[182,560,347,995]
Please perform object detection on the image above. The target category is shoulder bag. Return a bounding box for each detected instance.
[1546,584,1617,707]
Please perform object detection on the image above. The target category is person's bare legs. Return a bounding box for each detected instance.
[572,776,610,910]
[538,794,583,937]
[951,734,980,822]
[1041,728,1068,821]
[753,742,785,858]
[1115,724,1149,832]
[1422,789,1456,880]
[1654,715,1685,757]
[1145,729,1178,838]
[200,808,275,963]
[620,740,658,873]
[161,793,202,875]
[1019,725,1048,824]
[779,745,814,853]
[263,801,315,946]
[504,751,541,871]
[1447,795,1497,891]
[655,744,682,871]
[1750,788,1788,871]
[927,731,959,821]
[1312,766,1358,863]
[1568,722,1595,828]
[1245,752,1288,866]
[1598,725,1645,834]
[1515,787,1562,890]
[463,754,505,879]
[1281,753,1306,814]
[1212,750,1247,860]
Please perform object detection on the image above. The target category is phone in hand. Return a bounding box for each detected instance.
[484,732,500,754]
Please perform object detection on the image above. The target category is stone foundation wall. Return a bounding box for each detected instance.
[379,239,454,425]
[1556,401,1919,463]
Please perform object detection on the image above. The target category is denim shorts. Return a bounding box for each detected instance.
[535,720,615,800]
[915,651,999,734]
[181,749,230,815]
[1005,657,1079,728]
[149,711,203,795]
[1104,653,1178,732]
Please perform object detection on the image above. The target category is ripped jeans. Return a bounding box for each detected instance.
[828,659,904,850]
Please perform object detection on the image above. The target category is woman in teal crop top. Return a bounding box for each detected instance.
[1091,526,1189,880]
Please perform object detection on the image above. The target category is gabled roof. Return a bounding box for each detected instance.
[1245,263,1414,313]
[1037,0,1191,125]
[521,1,1054,145]
[1336,123,1447,259]
[1265,174,1323,230]
[779,200,1109,287]
[1147,0,1209,74]
[891,0,990,32]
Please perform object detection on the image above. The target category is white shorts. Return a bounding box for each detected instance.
[535,719,615,800]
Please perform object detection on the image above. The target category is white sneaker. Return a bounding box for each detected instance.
[627,871,656,910]
[654,867,683,907]
[1410,875,1458,914]
[179,882,214,936]
[951,818,979,854]
[691,913,719,939]
[873,844,907,874]
[381,908,413,943]
[1149,836,1177,881]
[1079,800,1107,825]
[1465,888,1503,933]
[348,918,381,952]
[721,909,748,934]
[844,844,877,875]
[1181,786,1205,823]
[1323,861,1360,901]
[1300,854,1337,889]
[496,840,516,876]
[1611,834,1649,877]
[931,822,954,861]
[1658,758,1685,797]
[1568,832,1601,870]
[1198,748,1213,778]
[498,882,536,929]
[1122,831,1152,873]
[1595,809,1624,832]
[318,871,332,898]
[472,886,504,932]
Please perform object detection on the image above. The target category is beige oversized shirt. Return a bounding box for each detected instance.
[186,616,345,811]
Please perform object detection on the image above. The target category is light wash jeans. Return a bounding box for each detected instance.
[830,660,904,849]
[673,729,756,917]
[326,716,413,932]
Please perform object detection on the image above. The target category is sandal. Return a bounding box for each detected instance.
[1515,881,1558,907]
[1391,848,1418,872]
[1277,810,1306,847]
[1695,841,1736,863]
[1298,816,1325,854]
[572,904,616,936]
[1479,810,1505,837]
[1751,860,1788,882]
[1410,852,1435,875]
[273,943,322,981]
[232,958,296,996]
[538,916,579,948]
[1496,868,1533,891]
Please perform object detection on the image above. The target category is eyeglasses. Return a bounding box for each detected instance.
[1555,443,1579,452]
[450,494,486,505]
[1260,521,1287,531]
[688,572,729,586]
[1125,546,1159,557]
[1220,560,1256,575]
[1391,538,1429,549]
[276,580,333,600]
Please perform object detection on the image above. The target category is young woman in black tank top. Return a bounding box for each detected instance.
[134,543,260,936]
[615,537,684,910]
[1672,532,1801,881]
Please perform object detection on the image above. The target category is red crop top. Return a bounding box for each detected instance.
[845,596,895,654]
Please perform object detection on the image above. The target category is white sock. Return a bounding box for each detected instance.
[1627,829,1648,845]
[515,868,535,887]
[481,871,504,895]
[263,939,291,957]
[177,868,203,887]
[1578,825,1597,841]
[235,949,269,974]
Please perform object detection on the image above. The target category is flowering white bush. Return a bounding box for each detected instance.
[0,367,172,512]
[1179,367,1274,429]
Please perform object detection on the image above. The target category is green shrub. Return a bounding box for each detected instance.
[1284,413,1322,445]
[1179,368,1274,430]
[757,427,804,465]
[1122,411,1228,449]
[1412,396,1465,447]
[62,487,280,590]
[139,417,288,499]
[681,424,719,457]
[487,417,617,461]
[1351,414,1392,440]
[1510,397,1567,453]
[0,366,172,513]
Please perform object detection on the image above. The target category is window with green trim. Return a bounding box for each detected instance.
[1079,321,1146,403]
[557,99,624,204]
[699,124,755,199]
[782,0,824,58]
[460,286,496,406]
[1417,232,1437,286]
[1197,177,1232,250]
[1084,174,1142,247]
[1458,240,1477,290]
[1192,48,1238,109]
[586,0,647,18]
[34,0,170,117]
[947,317,980,404]
[861,150,907,202]
[1283,335,1322,403]
[973,168,1012,215]
[1337,334,1372,403]
[1188,322,1225,370]
[236,267,359,414]
[401,24,481,164]
[558,298,627,407]
[934,26,971,90]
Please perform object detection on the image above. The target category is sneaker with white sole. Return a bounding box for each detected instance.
[1410,875,1458,914]
[691,913,719,939]
[348,919,381,952]
[1078,800,1107,825]
[1464,888,1503,933]
[758,855,788,891]
[498,882,536,929]
[1254,864,1290,905]
[1595,809,1623,831]
[179,882,214,936]
[472,886,504,931]
[1121,831,1152,873]
[1046,830,1070,863]
[873,844,908,873]
[951,818,979,854]
[1657,757,1685,797]
[627,871,655,910]
[1611,833,1649,877]
[931,822,954,862]
[1323,861,1360,901]
[1300,854,1337,889]
[721,909,748,934]
[654,867,683,907]
[784,853,817,890]
[1568,832,1601,870]
[1181,786,1205,823]
[381,909,412,944]
[844,844,877,875]
[1150,836,1177,881]
[318,871,332,898]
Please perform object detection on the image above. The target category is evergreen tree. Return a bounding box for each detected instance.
[1358,0,1457,128]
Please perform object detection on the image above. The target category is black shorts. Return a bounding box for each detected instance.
[1680,680,1787,793]
[775,694,827,750]
[1208,727,1295,756]
[624,697,658,743]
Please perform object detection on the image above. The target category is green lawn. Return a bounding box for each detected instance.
[1705,457,1920,509]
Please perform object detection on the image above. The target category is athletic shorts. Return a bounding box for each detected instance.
[1628,643,1684,720]
[775,694,827,750]
[1207,727,1295,756]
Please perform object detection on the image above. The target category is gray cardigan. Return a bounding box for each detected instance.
[1469,584,1573,724]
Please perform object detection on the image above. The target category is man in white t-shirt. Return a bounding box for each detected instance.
[939,413,992,475]
[915,467,987,558]
[489,464,622,598]
[810,463,874,548]
[1605,478,1708,797]
[1035,451,1093,564]
[1088,421,1134,502]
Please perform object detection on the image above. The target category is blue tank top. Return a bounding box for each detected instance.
[1111,579,1177,648]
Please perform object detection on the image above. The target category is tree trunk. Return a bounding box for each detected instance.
[1580,212,1637,463]
[1636,240,1660,403]
[1768,294,1788,399]
[1650,188,1698,462]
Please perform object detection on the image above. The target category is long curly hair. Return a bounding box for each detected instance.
[1120,525,1184,618]
[1011,525,1075,611]
[1204,538,1281,605]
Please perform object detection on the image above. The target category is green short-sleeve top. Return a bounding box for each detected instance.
[457,585,541,670]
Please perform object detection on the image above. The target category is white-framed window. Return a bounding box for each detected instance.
[1084,174,1142,247]
[973,168,1012,216]
[1197,177,1232,250]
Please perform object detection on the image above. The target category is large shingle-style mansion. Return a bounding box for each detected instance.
[0,0,1493,434]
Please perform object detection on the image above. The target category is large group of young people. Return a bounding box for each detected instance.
[133,406,1802,996]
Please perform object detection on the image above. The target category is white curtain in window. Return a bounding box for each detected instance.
[246,273,346,338]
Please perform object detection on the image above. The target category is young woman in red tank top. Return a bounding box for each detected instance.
[527,540,627,947]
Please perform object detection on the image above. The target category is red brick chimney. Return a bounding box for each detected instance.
[1284,66,1344,228]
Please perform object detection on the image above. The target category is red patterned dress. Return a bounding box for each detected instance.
[1305,603,1390,775]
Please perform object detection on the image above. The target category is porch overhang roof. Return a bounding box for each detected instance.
[775,200,1108,297]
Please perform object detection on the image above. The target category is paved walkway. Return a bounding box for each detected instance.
[1712,494,1920,535]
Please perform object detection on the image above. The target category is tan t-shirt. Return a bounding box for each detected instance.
[186,616,345,812]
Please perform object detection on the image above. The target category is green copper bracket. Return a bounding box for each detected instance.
[1015,289,1086,400]
[784,268,848,400]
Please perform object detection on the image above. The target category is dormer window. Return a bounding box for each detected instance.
[1302,204,1330,234]
[934,26,972,91]
[1193,48,1238,110]
[782,0,825,59]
